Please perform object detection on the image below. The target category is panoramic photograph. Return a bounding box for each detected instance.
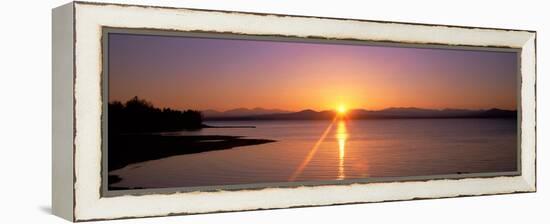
[106,32,518,190]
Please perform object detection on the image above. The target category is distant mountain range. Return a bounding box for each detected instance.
[203,107,517,121]
[202,108,291,118]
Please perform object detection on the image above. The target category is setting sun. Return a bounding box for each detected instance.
[337,105,348,115]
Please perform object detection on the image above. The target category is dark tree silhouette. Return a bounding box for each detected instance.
[106,97,275,177]
[108,96,204,133]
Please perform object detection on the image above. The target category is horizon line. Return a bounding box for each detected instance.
[107,97,516,112]
[197,106,517,113]
[108,100,516,113]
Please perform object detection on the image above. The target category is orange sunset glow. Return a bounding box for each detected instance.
[108,33,518,112]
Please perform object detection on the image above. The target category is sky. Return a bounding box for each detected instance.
[108,33,518,112]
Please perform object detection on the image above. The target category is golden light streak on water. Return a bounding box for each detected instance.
[336,119,348,180]
[288,117,337,181]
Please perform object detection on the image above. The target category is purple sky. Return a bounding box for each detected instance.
[108,33,518,111]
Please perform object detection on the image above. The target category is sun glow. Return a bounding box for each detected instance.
[337,105,348,115]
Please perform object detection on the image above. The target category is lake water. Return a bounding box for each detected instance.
[110,118,517,189]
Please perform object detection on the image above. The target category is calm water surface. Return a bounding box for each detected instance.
[110,119,517,189]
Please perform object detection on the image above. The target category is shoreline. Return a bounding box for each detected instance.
[203,124,256,128]
[108,134,276,173]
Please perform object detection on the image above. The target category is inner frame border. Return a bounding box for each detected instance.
[100,27,523,197]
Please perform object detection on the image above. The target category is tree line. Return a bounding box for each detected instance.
[108,96,204,133]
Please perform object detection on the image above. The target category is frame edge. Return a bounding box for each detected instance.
[52,2,75,222]
[520,32,537,192]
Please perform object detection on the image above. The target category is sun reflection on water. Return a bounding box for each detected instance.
[336,119,348,180]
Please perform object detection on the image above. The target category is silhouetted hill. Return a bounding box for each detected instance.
[203,107,290,118]
[478,108,518,118]
[204,107,517,121]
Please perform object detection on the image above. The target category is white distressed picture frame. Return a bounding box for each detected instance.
[52,1,536,222]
